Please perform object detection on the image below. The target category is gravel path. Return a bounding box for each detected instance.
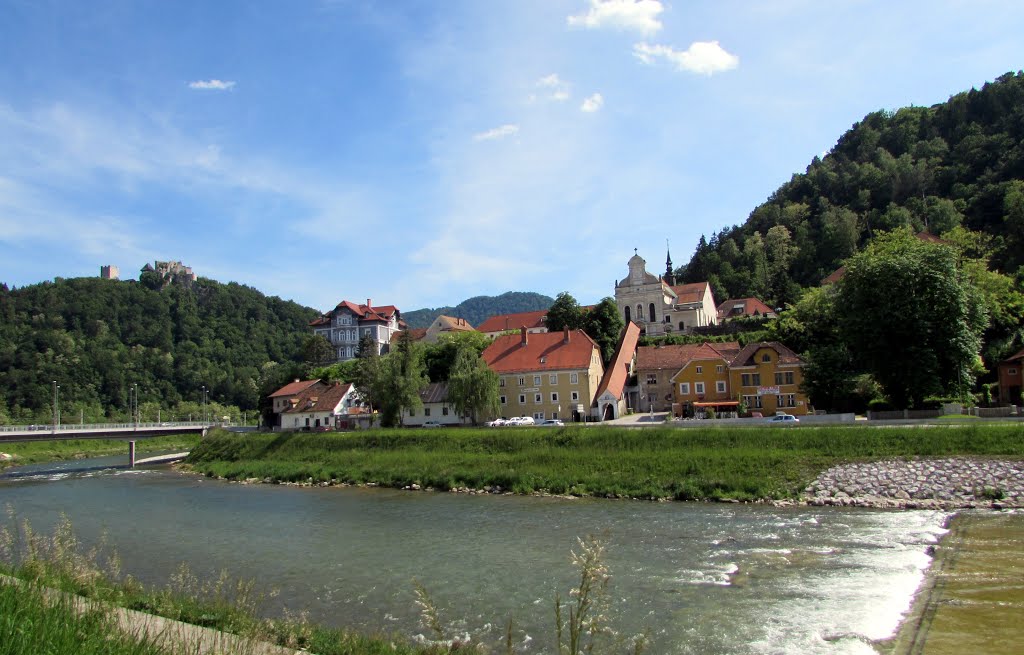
[802,457,1024,509]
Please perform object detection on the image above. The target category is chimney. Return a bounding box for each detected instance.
[563,328,571,344]
[366,298,372,309]
[520,327,528,346]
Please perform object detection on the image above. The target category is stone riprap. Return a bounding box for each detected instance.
[803,458,1024,509]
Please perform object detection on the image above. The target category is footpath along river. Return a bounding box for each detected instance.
[0,454,1019,655]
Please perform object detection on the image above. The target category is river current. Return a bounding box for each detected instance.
[0,455,951,654]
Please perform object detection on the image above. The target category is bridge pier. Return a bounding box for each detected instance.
[128,441,136,468]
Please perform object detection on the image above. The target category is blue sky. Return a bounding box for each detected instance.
[2,1,1023,313]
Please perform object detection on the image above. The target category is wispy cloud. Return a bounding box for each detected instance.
[567,0,664,36]
[536,73,570,102]
[188,79,236,90]
[633,41,739,75]
[581,93,604,113]
[473,123,520,141]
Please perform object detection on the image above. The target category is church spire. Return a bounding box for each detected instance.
[664,239,675,286]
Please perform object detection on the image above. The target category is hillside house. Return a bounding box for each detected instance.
[311,299,403,362]
[476,310,549,339]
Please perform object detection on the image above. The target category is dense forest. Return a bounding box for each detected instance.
[680,71,1024,301]
[402,291,555,329]
[0,276,318,423]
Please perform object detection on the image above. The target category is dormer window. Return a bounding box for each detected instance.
[762,354,771,363]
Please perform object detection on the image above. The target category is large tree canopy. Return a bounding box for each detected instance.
[835,229,987,407]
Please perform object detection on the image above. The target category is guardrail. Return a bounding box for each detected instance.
[0,421,212,433]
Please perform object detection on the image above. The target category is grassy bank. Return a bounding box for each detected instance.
[184,424,1024,501]
[0,434,201,470]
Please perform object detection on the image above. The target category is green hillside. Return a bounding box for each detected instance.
[402,291,554,329]
[0,276,318,423]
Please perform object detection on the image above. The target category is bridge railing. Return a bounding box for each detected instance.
[0,421,212,433]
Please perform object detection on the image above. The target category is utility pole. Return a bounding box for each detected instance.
[52,381,59,432]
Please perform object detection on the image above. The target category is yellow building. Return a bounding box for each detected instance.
[482,328,604,422]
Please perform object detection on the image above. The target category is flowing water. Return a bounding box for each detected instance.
[0,455,960,654]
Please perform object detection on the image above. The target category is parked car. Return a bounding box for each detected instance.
[539,419,564,427]
[486,418,507,427]
[507,416,535,426]
[767,414,799,424]
[422,420,442,428]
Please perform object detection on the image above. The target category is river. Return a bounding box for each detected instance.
[1,454,953,654]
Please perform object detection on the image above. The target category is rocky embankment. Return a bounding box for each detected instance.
[803,458,1024,509]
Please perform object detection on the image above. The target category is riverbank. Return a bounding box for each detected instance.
[183,425,1024,503]
[0,434,202,470]
[881,510,1024,655]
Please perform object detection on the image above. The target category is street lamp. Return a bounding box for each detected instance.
[201,386,208,425]
[133,383,139,428]
[52,381,59,431]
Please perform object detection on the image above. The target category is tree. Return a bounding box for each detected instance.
[836,229,988,407]
[422,330,492,382]
[371,330,428,427]
[545,292,586,331]
[446,344,500,425]
[583,297,625,366]
[301,334,335,370]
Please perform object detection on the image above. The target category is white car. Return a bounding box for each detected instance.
[507,416,535,426]
[486,418,507,427]
[539,419,564,427]
[767,414,799,424]
[422,420,442,428]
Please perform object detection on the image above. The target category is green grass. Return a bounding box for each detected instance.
[184,424,1024,502]
[0,434,200,470]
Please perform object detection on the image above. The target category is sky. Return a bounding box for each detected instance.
[1,1,1023,313]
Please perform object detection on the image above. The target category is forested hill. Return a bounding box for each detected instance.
[0,276,318,422]
[679,70,1024,307]
[402,291,555,329]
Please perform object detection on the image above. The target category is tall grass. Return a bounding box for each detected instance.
[184,425,1024,501]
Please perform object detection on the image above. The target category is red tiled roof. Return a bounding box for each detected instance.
[594,322,641,401]
[477,310,548,334]
[400,328,429,342]
[482,329,600,374]
[269,379,323,398]
[821,265,846,285]
[312,300,401,327]
[730,342,803,367]
[717,297,775,320]
[671,282,709,304]
[637,342,738,371]
[435,315,475,331]
[282,382,353,414]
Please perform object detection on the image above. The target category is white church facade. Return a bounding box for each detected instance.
[614,250,718,336]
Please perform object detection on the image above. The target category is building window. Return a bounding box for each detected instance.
[695,382,705,394]
[762,354,771,363]
[518,377,526,386]
[535,393,542,404]
[409,408,415,417]
[1011,368,1019,375]
[551,392,559,402]
[716,381,727,393]
[716,365,724,373]
[424,408,431,416]
[500,395,507,405]
[636,304,644,321]
[442,407,449,416]
[570,373,579,384]
[571,391,579,402]
[549,374,557,385]
[534,375,542,386]
[624,306,631,323]
[785,393,796,407]
[696,366,703,374]
[500,378,506,387]
[649,302,656,323]
[534,412,545,420]
[679,383,690,395]
[743,395,762,409]
[519,395,526,404]
[646,373,657,385]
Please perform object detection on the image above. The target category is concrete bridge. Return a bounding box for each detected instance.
[0,422,211,467]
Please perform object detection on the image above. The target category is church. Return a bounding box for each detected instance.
[614,249,718,336]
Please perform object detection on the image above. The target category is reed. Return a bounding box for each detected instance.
[184,424,1024,501]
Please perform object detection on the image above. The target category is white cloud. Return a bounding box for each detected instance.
[581,93,604,112]
[188,79,236,90]
[633,40,739,75]
[473,123,519,141]
[567,0,663,35]
[535,74,571,102]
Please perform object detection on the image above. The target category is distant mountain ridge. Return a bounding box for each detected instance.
[402,291,555,329]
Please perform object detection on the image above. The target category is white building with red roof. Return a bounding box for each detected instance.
[614,250,717,336]
[310,298,403,362]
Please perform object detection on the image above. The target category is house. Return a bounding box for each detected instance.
[268,379,326,427]
[997,348,1024,406]
[278,382,361,431]
[593,322,641,420]
[727,342,809,416]
[476,310,549,339]
[423,315,475,343]
[716,298,777,322]
[668,342,742,417]
[636,343,739,412]
[614,249,717,336]
[482,327,604,422]
[403,382,467,426]
[310,298,403,362]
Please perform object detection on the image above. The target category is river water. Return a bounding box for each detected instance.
[0,455,952,654]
